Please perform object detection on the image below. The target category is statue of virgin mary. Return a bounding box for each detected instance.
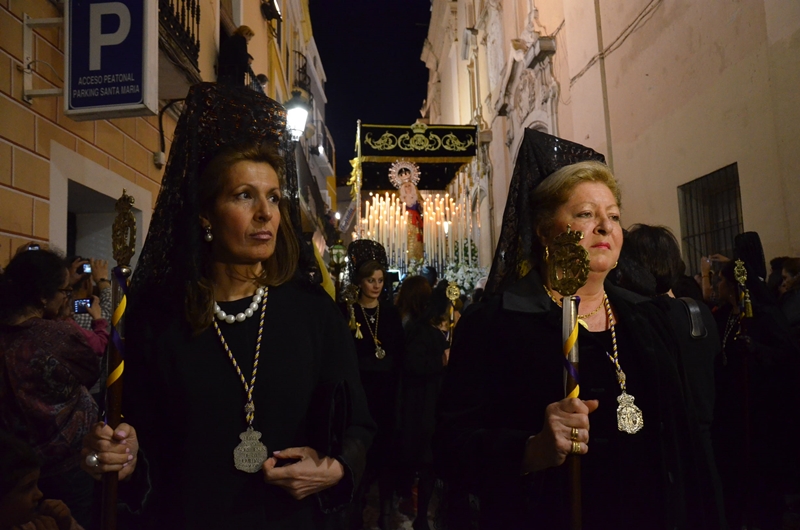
[389,160,424,262]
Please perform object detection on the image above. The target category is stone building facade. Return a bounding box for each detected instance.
[423,0,800,266]
[0,0,335,268]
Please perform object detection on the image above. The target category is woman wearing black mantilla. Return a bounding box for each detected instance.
[80,83,376,529]
[434,129,724,529]
[342,240,404,530]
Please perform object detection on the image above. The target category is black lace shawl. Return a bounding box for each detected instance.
[346,239,388,284]
[130,83,319,311]
[484,129,605,296]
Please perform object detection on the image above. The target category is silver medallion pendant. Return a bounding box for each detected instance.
[233,427,268,473]
[375,345,386,359]
[617,392,644,434]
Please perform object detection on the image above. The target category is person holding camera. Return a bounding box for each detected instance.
[68,258,112,331]
[0,247,100,529]
[68,258,112,406]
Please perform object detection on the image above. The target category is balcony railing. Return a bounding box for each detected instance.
[245,67,265,95]
[293,51,311,94]
[159,0,200,70]
[312,121,335,170]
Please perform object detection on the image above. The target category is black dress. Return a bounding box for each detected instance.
[434,271,723,530]
[712,301,799,529]
[122,281,376,529]
[397,319,448,466]
[346,300,404,460]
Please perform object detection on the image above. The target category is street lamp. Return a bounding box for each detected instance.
[329,240,347,300]
[285,89,309,141]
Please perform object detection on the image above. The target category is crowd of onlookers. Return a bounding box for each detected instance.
[0,243,111,530]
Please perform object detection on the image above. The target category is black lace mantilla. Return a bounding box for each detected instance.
[484,129,605,296]
[131,82,319,307]
[346,239,388,284]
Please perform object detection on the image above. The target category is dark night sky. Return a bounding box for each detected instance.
[307,0,432,185]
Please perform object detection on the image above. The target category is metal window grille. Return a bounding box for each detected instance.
[678,163,743,275]
[245,67,265,95]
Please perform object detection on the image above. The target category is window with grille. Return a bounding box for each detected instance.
[678,163,743,275]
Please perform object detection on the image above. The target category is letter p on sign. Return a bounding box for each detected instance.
[89,2,131,71]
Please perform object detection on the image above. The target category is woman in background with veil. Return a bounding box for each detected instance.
[79,83,375,529]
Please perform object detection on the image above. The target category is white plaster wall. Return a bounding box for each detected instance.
[561,0,610,164]
[50,142,151,269]
[596,0,798,259]
[75,213,116,264]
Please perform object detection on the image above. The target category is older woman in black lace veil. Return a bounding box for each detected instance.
[434,129,724,529]
[80,83,375,529]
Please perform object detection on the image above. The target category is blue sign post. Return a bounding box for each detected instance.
[65,0,157,120]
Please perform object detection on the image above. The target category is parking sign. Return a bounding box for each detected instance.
[65,0,157,120]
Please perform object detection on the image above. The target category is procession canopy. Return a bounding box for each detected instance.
[358,122,477,190]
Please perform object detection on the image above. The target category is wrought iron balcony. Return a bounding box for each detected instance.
[159,0,200,70]
[293,51,311,94]
[309,121,335,173]
[245,67,266,95]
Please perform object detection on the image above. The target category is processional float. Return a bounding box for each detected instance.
[346,120,479,276]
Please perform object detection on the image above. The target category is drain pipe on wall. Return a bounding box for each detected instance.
[594,0,614,172]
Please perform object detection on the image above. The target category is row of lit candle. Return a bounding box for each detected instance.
[360,187,477,272]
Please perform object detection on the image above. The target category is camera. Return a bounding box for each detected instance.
[73,298,92,314]
[79,263,92,274]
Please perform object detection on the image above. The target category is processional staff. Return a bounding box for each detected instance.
[547,226,590,530]
[101,190,137,530]
[733,259,754,526]
[445,283,461,347]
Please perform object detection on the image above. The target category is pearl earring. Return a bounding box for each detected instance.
[204,226,213,242]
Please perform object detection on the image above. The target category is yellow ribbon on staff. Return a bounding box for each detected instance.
[107,361,124,388]
[563,319,580,399]
[111,294,126,326]
[106,290,127,387]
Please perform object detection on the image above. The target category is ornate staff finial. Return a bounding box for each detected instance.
[548,225,590,297]
[446,283,461,303]
[446,283,461,346]
[112,190,136,267]
[734,259,754,318]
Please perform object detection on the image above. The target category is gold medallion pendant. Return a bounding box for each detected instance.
[233,427,268,473]
[375,345,386,359]
[213,289,270,473]
[616,392,644,434]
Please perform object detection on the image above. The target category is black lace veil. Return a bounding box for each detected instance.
[484,129,605,296]
[346,239,388,284]
[130,83,318,308]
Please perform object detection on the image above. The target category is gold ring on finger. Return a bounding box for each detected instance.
[571,441,581,455]
[571,428,579,441]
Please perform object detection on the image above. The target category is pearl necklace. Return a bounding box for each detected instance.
[214,287,265,324]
